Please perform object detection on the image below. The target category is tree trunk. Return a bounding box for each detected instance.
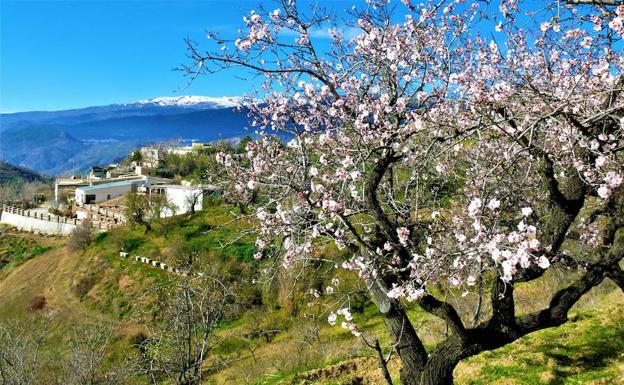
[382,303,428,385]
[418,335,465,385]
[368,278,428,385]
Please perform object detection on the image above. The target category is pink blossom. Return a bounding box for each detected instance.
[604,172,623,189]
[387,284,406,299]
[609,17,623,34]
[487,198,501,210]
[540,22,551,32]
[595,156,608,168]
[247,180,258,190]
[537,256,550,269]
[397,227,410,246]
[597,185,611,199]
[468,198,482,217]
[337,307,353,321]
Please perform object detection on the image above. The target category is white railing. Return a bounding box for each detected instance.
[1,204,118,231]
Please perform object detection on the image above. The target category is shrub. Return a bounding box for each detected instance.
[74,274,98,298]
[67,220,94,252]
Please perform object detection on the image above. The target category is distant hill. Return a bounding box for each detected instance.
[0,96,253,176]
[0,160,49,185]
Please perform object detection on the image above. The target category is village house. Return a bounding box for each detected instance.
[55,163,163,204]
[150,184,218,217]
[87,166,110,180]
[75,179,144,205]
[74,176,174,205]
[139,142,209,168]
[139,146,167,168]
[167,141,209,156]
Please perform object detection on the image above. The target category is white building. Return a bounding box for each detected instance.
[74,176,177,205]
[75,180,145,205]
[139,142,209,167]
[167,142,209,156]
[140,146,166,168]
[157,185,206,217]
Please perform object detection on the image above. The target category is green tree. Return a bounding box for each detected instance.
[124,193,151,232]
[129,150,143,165]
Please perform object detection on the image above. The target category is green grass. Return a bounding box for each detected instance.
[69,204,258,323]
[457,304,624,385]
[0,236,52,272]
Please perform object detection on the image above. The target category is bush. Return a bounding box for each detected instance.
[48,207,72,217]
[74,274,98,298]
[67,220,94,252]
[108,228,144,253]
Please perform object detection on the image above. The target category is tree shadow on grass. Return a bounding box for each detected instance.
[535,311,624,385]
[473,308,624,385]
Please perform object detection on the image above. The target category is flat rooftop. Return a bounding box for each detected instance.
[57,175,143,186]
[154,184,220,190]
[77,179,142,192]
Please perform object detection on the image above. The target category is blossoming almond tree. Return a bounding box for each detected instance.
[183,1,624,384]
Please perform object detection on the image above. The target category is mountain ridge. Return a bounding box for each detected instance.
[1,95,242,116]
[0,96,252,176]
[0,160,50,185]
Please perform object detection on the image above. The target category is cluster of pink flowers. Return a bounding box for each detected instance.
[209,0,623,331]
[326,308,360,336]
[608,6,624,36]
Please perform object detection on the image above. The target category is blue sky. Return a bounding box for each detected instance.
[0,1,573,113]
[0,0,351,113]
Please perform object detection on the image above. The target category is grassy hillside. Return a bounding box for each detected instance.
[0,232,52,273]
[0,205,259,383]
[0,206,622,384]
[263,292,623,385]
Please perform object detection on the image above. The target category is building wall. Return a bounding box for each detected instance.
[0,211,78,236]
[140,146,165,168]
[75,183,136,205]
[161,187,203,217]
[135,166,156,177]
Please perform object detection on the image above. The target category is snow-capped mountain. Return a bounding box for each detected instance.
[135,95,242,108]
[1,95,244,127]
[0,96,251,175]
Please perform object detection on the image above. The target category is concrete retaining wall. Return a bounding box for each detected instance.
[1,205,116,236]
[0,211,78,236]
